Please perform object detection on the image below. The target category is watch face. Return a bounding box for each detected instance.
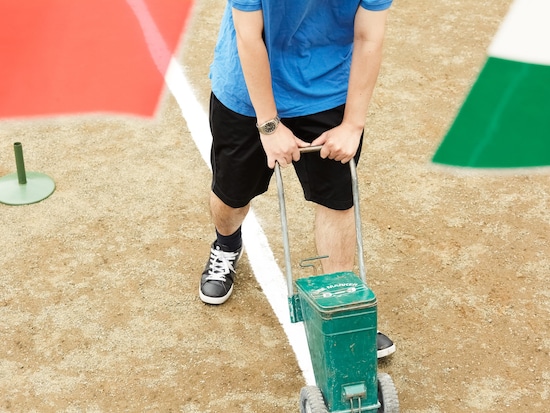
[258,116,280,135]
[264,121,276,134]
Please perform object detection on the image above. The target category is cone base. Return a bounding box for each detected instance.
[0,172,55,205]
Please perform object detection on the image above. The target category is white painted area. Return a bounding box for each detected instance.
[127,0,316,385]
[165,61,213,167]
[242,210,316,384]
[489,0,550,65]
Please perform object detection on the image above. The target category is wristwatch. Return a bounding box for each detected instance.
[256,115,280,135]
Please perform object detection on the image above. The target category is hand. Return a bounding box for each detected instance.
[260,123,310,168]
[311,123,362,163]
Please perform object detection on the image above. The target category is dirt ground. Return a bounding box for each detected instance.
[2,0,549,412]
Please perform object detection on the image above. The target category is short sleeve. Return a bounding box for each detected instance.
[229,0,262,12]
[360,0,393,11]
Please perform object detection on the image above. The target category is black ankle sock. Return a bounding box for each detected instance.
[216,227,242,252]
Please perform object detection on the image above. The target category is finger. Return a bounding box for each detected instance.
[295,138,311,148]
[294,146,306,160]
[333,153,346,163]
[340,154,354,164]
[310,135,326,147]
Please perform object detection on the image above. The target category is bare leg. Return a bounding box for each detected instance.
[210,191,250,236]
[314,205,356,273]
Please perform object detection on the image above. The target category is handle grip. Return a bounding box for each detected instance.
[299,145,323,154]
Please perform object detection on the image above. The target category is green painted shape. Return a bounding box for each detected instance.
[433,57,550,168]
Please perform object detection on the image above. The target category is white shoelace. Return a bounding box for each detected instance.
[205,247,240,282]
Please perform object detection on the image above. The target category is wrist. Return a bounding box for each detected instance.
[257,114,280,135]
[341,118,366,134]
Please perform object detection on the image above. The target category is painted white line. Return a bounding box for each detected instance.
[166,58,315,386]
[127,0,315,385]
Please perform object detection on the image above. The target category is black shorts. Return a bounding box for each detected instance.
[209,93,363,210]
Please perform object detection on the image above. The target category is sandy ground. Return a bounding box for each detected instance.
[2,0,550,412]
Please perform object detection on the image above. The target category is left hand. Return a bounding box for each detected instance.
[310,123,363,163]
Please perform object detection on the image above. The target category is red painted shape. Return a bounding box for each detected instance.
[0,0,194,118]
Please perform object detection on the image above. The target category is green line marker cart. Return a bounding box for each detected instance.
[276,146,399,413]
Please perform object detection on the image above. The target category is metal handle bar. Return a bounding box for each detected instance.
[275,146,367,299]
[298,145,324,154]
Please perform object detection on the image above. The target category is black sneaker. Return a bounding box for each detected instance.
[377,331,396,358]
[199,241,243,305]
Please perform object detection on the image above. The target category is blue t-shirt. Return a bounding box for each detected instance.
[210,0,392,118]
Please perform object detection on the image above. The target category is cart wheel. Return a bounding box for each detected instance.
[299,386,328,413]
[378,373,399,413]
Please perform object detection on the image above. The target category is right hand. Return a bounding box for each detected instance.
[260,123,310,169]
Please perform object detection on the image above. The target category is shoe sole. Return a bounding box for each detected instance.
[199,284,234,305]
[377,343,396,359]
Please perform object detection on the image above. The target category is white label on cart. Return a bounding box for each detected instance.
[312,282,363,299]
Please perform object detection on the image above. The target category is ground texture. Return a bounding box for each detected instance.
[2,0,550,412]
